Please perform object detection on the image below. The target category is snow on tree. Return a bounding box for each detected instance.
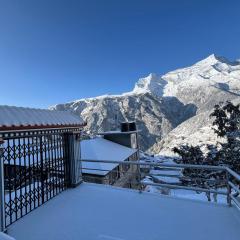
[172,101,240,201]
[173,145,224,191]
[210,101,240,174]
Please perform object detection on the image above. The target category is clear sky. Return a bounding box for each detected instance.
[0,0,239,108]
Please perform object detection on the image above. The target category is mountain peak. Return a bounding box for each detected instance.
[196,54,240,66]
[132,73,166,96]
[195,54,221,66]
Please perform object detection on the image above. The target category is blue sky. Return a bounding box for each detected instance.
[0,0,239,108]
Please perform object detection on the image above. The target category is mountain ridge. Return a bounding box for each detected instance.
[51,54,240,153]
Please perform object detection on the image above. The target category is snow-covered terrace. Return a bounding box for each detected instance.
[7,183,240,240]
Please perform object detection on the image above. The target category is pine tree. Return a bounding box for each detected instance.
[210,101,240,174]
[173,144,222,190]
[172,101,240,201]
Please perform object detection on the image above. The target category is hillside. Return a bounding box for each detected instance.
[51,54,240,153]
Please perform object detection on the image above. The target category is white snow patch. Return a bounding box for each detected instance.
[81,137,137,175]
[7,183,240,240]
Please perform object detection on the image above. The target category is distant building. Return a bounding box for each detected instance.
[81,124,139,187]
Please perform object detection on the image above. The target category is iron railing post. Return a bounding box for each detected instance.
[63,132,82,188]
[0,139,6,232]
[226,171,232,207]
[39,136,45,205]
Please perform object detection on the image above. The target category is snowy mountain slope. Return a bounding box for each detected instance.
[162,54,240,111]
[51,54,240,152]
[132,54,240,111]
[150,110,219,156]
[132,73,167,96]
[153,97,240,156]
[53,93,195,151]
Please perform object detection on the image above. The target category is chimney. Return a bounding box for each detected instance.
[99,122,139,149]
[120,122,136,132]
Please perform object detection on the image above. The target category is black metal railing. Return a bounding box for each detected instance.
[0,128,79,227]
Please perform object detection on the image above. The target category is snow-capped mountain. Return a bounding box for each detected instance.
[133,54,240,110]
[51,54,240,153]
[132,73,166,96]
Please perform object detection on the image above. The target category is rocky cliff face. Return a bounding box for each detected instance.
[51,54,240,153]
[52,92,196,151]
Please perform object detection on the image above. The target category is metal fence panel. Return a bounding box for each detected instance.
[0,128,79,227]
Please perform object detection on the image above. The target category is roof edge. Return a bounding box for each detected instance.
[0,122,87,132]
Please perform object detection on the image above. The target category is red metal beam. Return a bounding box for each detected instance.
[0,122,87,131]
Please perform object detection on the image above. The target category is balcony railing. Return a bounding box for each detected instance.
[0,127,81,230]
[1,139,240,233]
[81,159,240,208]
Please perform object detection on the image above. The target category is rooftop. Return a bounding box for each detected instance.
[98,130,140,135]
[0,105,85,131]
[7,183,240,240]
[81,137,137,175]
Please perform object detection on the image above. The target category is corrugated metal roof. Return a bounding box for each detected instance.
[0,105,85,131]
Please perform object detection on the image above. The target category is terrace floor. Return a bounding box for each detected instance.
[7,183,240,240]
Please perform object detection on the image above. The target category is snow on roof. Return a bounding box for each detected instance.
[98,130,139,135]
[0,105,85,131]
[81,137,137,176]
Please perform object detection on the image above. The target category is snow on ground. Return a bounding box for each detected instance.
[170,189,227,203]
[4,180,64,226]
[140,152,228,203]
[7,183,240,240]
[0,233,15,240]
[150,170,181,184]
